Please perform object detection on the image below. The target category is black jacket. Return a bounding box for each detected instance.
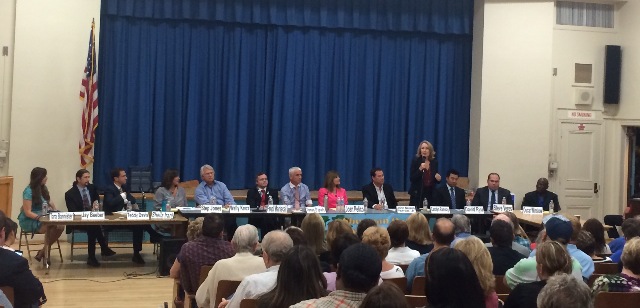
[245,187,280,208]
[103,183,136,214]
[435,184,466,209]
[471,186,513,211]
[361,182,398,209]
[521,190,560,211]
[0,249,45,307]
[65,183,99,212]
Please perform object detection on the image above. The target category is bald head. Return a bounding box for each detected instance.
[494,214,514,229]
[432,218,455,247]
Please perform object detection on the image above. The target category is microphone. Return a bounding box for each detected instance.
[422,156,427,172]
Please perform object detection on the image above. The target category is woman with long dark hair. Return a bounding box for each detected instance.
[318,170,348,210]
[582,218,612,254]
[409,140,441,208]
[257,245,328,307]
[17,167,65,261]
[425,248,485,308]
[154,169,188,210]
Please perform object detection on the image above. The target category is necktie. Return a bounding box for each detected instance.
[294,186,300,209]
[490,190,496,209]
[260,189,266,206]
[82,188,91,210]
[450,187,456,209]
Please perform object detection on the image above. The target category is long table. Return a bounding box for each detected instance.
[39,212,188,274]
[512,210,611,230]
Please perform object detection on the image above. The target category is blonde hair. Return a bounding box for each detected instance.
[407,212,433,245]
[301,213,327,255]
[187,217,204,241]
[326,219,353,249]
[362,226,391,259]
[454,236,495,295]
[622,237,640,275]
[536,241,572,277]
[415,140,436,160]
[502,211,528,239]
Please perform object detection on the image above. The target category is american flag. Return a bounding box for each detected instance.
[79,19,99,167]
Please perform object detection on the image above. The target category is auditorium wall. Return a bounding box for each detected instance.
[0,0,16,177]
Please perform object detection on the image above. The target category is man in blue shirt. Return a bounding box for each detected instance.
[406,218,454,292]
[280,167,313,209]
[610,217,640,263]
[450,214,471,247]
[194,164,237,239]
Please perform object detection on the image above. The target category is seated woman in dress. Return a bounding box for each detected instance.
[17,167,64,262]
[317,170,348,210]
[154,169,188,210]
[592,237,640,294]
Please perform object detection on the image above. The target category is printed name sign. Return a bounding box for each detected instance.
[201,205,223,213]
[267,205,288,213]
[127,212,150,220]
[230,205,251,213]
[431,206,451,214]
[522,206,544,215]
[151,211,175,219]
[464,206,484,214]
[81,211,105,220]
[396,206,416,214]
[50,212,75,221]
[345,205,365,213]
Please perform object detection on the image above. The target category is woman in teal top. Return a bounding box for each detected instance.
[17,167,65,262]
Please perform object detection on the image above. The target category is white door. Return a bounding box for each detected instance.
[557,122,602,219]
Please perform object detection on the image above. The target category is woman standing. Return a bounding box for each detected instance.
[154,169,188,210]
[409,140,441,207]
[318,170,348,210]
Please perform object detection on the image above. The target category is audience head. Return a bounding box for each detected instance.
[544,216,573,245]
[359,282,410,308]
[199,164,215,183]
[567,216,582,242]
[326,219,353,249]
[490,219,514,248]
[502,211,527,238]
[451,214,471,235]
[387,220,410,248]
[75,169,91,187]
[201,213,225,238]
[284,226,307,246]
[110,167,126,186]
[535,241,573,279]
[301,213,327,255]
[330,233,361,270]
[186,217,204,241]
[582,218,608,254]
[232,224,259,253]
[454,236,495,296]
[416,140,436,159]
[432,218,455,247]
[425,248,485,308]
[322,170,341,190]
[30,167,50,203]
[537,273,593,308]
[288,167,303,185]
[161,169,180,189]
[357,219,377,240]
[362,226,391,260]
[575,230,596,257]
[337,243,382,293]
[406,212,432,245]
[621,237,640,275]
[493,214,514,229]
[3,218,17,246]
[370,168,385,186]
[621,216,640,240]
[0,210,7,245]
[261,230,294,266]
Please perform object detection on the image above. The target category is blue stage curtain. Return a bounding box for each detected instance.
[94,0,473,191]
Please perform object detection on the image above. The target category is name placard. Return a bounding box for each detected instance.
[127,211,150,220]
[345,205,366,214]
[315,207,326,213]
[522,206,544,215]
[81,211,106,220]
[50,212,75,221]
[493,204,514,212]
[305,207,317,213]
[201,205,223,213]
[464,206,484,214]
[396,206,416,214]
[431,206,451,214]
[151,211,175,219]
[229,205,251,214]
[267,205,288,214]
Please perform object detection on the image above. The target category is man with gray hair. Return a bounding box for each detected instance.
[537,273,593,308]
[450,214,472,247]
[220,230,294,308]
[194,164,237,238]
[196,224,266,308]
[280,166,313,209]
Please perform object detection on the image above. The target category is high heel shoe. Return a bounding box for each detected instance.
[34,250,44,262]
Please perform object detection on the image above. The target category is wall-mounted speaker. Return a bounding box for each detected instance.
[604,45,621,104]
[574,88,594,106]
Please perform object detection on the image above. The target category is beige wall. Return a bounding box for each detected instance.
[0,0,16,176]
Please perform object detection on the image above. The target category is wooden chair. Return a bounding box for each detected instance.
[594,291,640,308]
[494,275,510,294]
[240,298,258,308]
[594,263,619,275]
[183,265,214,308]
[398,264,409,273]
[173,279,184,308]
[0,286,13,307]
[214,280,242,308]
[18,229,63,263]
[405,295,427,308]
[411,276,426,296]
[588,274,604,287]
[382,277,408,294]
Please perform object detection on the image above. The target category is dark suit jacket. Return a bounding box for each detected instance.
[361,183,398,209]
[0,249,45,307]
[522,190,560,211]
[245,187,280,208]
[471,186,513,211]
[435,184,466,209]
[65,183,99,212]
[103,183,136,214]
[408,156,439,205]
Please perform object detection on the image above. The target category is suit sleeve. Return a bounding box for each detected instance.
[471,189,483,208]
[103,186,125,214]
[386,185,398,208]
[10,256,45,306]
[245,190,258,207]
[270,189,280,204]
[552,193,561,211]
[409,158,423,184]
[361,185,374,207]
[65,190,80,212]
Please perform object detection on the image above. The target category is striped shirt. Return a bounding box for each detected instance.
[290,290,367,308]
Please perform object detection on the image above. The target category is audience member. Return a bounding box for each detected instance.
[592,237,640,294]
[362,226,404,279]
[318,170,349,210]
[454,236,498,308]
[358,282,410,308]
[285,226,307,246]
[610,216,640,263]
[487,214,530,256]
[186,217,204,241]
[502,211,531,249]
[301,213,329,263]
[450,214,472,247]
[425,248,485,308]
[291,244,381,308]
[504,241,573,308]
[154,169,188,210]
[357,219,377,240]
[361,168,398,210]
[1,216,18,250]
[487,219,525,275]
[405,212,434,254]
[537,273,593,308]
[280,166,313,209]
[385,220,419,265]
[196,225,265,308]
[326,219,353,250]
[406,218,455,292]
[575,231,610,263]
[582,218,611,255]
[325,233,361,291]
[221,230,293,308]
[256,245,327,308]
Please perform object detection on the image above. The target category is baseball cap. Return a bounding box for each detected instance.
[545,216,573,242]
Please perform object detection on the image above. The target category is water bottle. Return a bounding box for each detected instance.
[549,200,555,214]
[323,194,329,212]
[363,197,369,209]
[92,201,100,212]
[42,201,49,215]
[338,197,344,212]
[422,198,429,211]
[166,196,173,212]
[126,201,132,211]
[268,195,274,206]
[501,197,507,205]
[466,199,471,207]
[210,196,217,205]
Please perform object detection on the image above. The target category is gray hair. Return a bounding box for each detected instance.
[186,217,204,241]
[261,230,293,263]
[537,273,593,308]
[200,164,214,176]
[232,224,259,253]
[288,167,302,176]
[451,214,471,234]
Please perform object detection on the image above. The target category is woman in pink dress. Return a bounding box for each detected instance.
[318,170,348,210]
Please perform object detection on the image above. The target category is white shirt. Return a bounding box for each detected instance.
[375,184,387,208]
[380,265,405,279]
[386,247,420,265]
[226,265,280,308]
[196,252,266,308]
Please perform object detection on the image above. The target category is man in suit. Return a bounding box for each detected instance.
[103,168,163,264]
[246,172,281,235]
[64,169,116,267]
[521,178,560,211]
[435,169,466,209]
[361,168,397,209]
[471,173,513,211]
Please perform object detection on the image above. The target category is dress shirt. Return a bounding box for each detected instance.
[505,256,583,289]
[386,247,420,265]
[226,265,280,308]
[380,265,405,279]
[375,185,386,208]
[280,182,312,208]
[446,184,457,209]
[318,187,349,209]
[529,244,594,278]
[290,290,367,308]
[406,253,429,292]
[450,232,472,247]
[194,181,236,205]
[176,236,234,293]
[77,184,92,210]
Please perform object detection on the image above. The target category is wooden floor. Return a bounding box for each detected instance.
[11,240,173,307]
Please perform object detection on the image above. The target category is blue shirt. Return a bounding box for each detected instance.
[194,181,235,205]
[279,182,312,208]
[406,253,429,292]
[530,244,594,278]
[450,232,472,247]
[609,237,625,253]
[610,249,623,263]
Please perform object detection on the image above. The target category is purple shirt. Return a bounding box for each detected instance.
[177,236,234,292]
